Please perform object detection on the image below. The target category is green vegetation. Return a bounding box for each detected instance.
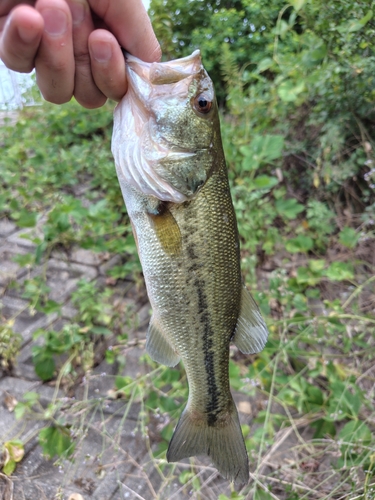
[1,0,375,498]
[0,324,22,371]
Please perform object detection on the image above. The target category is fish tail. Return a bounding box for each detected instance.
[166,401,249,485]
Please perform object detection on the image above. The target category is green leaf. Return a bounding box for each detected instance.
[253,175,279,190]
[348,10,373,32]
[240,134,284,170]
[14,210,37,228]
[35,242,47,264]
[218,493,246,500]
[14,402,28,420]
[260,135,284,162]
[309,43,327,63]
[285,235,314,253]
[179,471,194,484]
[343,390,362,417]
[229,359,242,390]
[292,292,307,311]
[39,426,74,459]
[275,198,304,219]
[23,392,40,404]
[306,385,324,406]
[325,262,354,281]
[10,199,19,211]
[254,489,274,500]
[290,0,306,12]
[2,459,16,475]
[296,267,322,286]
[339,420,371,445]
[12,253,35,267]
[36,299,61,314]
[105,348,117,364]
[115,375,134,396]
[32,328,46,341]
[2,440,25,475]
[310,418,336,438]
[88,199,108,217]
[257,58,274,73]
[159,395,180,413]
[277,80,305,102]
[308,259,326,273]
[275,19,289,37]
[33,353,56,381]
[339,227,359,248]
[5,440,24,462]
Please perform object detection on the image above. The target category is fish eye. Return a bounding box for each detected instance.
[194,94,212,114]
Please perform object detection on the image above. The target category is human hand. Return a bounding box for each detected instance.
[0,0,161,108]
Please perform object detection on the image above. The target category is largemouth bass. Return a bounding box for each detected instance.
[111,50,268,484]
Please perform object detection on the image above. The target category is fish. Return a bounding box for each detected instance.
[111,50,269,485]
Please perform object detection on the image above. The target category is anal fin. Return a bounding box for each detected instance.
[233,285,269,354]
[146,316,180,367]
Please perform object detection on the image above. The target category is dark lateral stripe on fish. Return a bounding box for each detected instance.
[193,275,221,426]
[186,243,199,260]
[186,243,204,275]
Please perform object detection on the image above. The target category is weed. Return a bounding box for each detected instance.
[0,1,374,496]
[0,323,22,372]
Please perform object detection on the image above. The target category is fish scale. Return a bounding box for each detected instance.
[170,169,241,414]
[112,49,269,485]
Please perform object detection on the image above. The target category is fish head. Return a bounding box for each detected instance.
[112,50,219,203]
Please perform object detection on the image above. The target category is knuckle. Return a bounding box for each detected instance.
[36,51,72,74]
[49,58,70,74]
[74,51,91,67]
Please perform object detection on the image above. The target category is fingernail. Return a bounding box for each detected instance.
[91,42,112,63]
[70,2,85,26]
[18,25,40,44]
[42,9,68,36]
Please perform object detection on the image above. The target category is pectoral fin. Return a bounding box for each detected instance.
[233,286,269,354]
[148,203,182,255]
[146,316,180,367]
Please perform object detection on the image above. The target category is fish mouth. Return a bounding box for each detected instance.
[125,50,202,90]
[123,50,205,107]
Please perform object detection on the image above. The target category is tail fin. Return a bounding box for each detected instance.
[166,403,249,485]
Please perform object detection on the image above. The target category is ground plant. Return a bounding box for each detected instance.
[0,0,374,498]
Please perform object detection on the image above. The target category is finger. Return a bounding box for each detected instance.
[0,1,35,18]
[34,0,75,104]
[88,29,126,102]
[88,0,161,62]
[0,5,43,73]
[65,0,106,108]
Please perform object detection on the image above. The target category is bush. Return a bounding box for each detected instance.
[151,0,375,261]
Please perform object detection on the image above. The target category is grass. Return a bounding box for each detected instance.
[0,94,374,499]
